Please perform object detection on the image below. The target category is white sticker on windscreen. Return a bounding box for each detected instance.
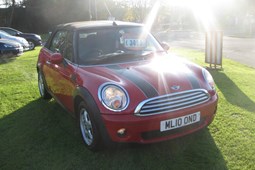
[121,34,146,50]
[124,39,146,48]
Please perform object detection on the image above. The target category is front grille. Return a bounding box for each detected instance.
[134,89,210,116]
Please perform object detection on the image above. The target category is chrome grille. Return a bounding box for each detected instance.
[134,89,210,116]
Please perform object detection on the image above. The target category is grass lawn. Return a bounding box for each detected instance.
[0,47,254,170]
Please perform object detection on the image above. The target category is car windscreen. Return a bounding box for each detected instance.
[77,26,164,65]
[0,30,11,38]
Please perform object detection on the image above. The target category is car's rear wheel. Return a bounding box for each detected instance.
[38,71,52,99]
[78,101,101,151]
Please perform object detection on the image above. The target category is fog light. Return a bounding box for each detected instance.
[117,128,126,137]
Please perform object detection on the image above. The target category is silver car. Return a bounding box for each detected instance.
[0,30,30,51]
[0,39,23,56]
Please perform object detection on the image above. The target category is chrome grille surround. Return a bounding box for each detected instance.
[134,89,210,116]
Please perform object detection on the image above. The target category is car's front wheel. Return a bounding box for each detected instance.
[78,101,101,151]
[38,71,52,99]
[28,40,35,50]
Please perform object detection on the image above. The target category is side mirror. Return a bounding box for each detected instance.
[161,42,170,51]
[50,53,63,64]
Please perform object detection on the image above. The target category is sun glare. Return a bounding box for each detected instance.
[149,55,191,74]
[142,0,236,32]
[145,1,160,31]
[164,0,236,31]
[149,55,192,93]
[191,2,216,31]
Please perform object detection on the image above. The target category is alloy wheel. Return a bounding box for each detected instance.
[38,73,45,97]
[28,41,35,50]
[80,108,94,146]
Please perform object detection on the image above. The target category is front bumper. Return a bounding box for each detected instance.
[101,95,218,143]
[23,44,30,51]
[34,40,42,46]
[2,47,23,56]
[15,47,23,55]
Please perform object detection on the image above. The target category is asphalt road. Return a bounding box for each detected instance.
[155,31,255,68]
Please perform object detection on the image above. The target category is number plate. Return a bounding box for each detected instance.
[160,112,201,132]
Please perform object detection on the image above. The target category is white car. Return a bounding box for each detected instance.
[0,30,30,51]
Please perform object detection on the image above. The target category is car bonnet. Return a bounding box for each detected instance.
[79,54,205,98]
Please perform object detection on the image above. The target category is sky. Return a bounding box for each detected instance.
[0,0,22,8]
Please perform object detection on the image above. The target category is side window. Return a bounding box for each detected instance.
[49,30,68,54]
[63,32,74,62]
[4,29,16,36]
[78,32,97,59]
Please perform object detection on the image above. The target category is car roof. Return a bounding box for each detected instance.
[0,27,12,29]
[56,20,143,31]
[0,27,18,31]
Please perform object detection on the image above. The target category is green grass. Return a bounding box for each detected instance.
[0,47,254,169]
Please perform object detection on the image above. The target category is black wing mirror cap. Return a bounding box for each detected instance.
[161,42,170,51]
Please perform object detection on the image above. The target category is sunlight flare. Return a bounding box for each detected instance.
[149,55,191,74]
[164,0,236,31]
[144,1,160,31]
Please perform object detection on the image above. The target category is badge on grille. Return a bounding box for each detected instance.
[171,85,180,90]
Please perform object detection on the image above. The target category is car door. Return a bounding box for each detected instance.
[43,30,77,113]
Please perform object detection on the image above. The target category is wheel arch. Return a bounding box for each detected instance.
[27,39,36,50]
[74,95,84,118]
[73,86,100,119]
[73,86,112,145]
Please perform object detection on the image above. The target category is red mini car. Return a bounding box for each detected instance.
[37,21,218,151]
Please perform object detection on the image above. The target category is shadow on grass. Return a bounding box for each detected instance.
[0,98,227,170]
[210,70,255,113]
[0,55,17,65]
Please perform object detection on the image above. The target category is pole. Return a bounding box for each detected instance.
[89,0,92,20]
[95,0,97,20]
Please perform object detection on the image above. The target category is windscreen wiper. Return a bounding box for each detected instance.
[97,50,126,60]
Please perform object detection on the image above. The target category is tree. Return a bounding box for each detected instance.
[9,0,15,26]
[2,0,17,26]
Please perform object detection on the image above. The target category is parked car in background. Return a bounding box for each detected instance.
[0,39,23,56]
[0,27,42,50]
[37,21,218,151]
[0,30,30,51]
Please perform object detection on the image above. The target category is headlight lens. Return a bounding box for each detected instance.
[202,69,215,90]
[35,35,41,40]
[99,83,129,111]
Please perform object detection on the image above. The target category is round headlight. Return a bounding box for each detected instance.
[202,69,215,90]
[98,83,129,112]
[35,35,41,40]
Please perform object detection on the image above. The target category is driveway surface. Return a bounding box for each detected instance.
[155,31,255,68]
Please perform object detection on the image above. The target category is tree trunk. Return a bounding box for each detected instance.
[9,0,15,27]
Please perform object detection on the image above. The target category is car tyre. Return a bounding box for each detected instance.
[38,71,52,99]
[28,40,35,50]
[78,101,102,151]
